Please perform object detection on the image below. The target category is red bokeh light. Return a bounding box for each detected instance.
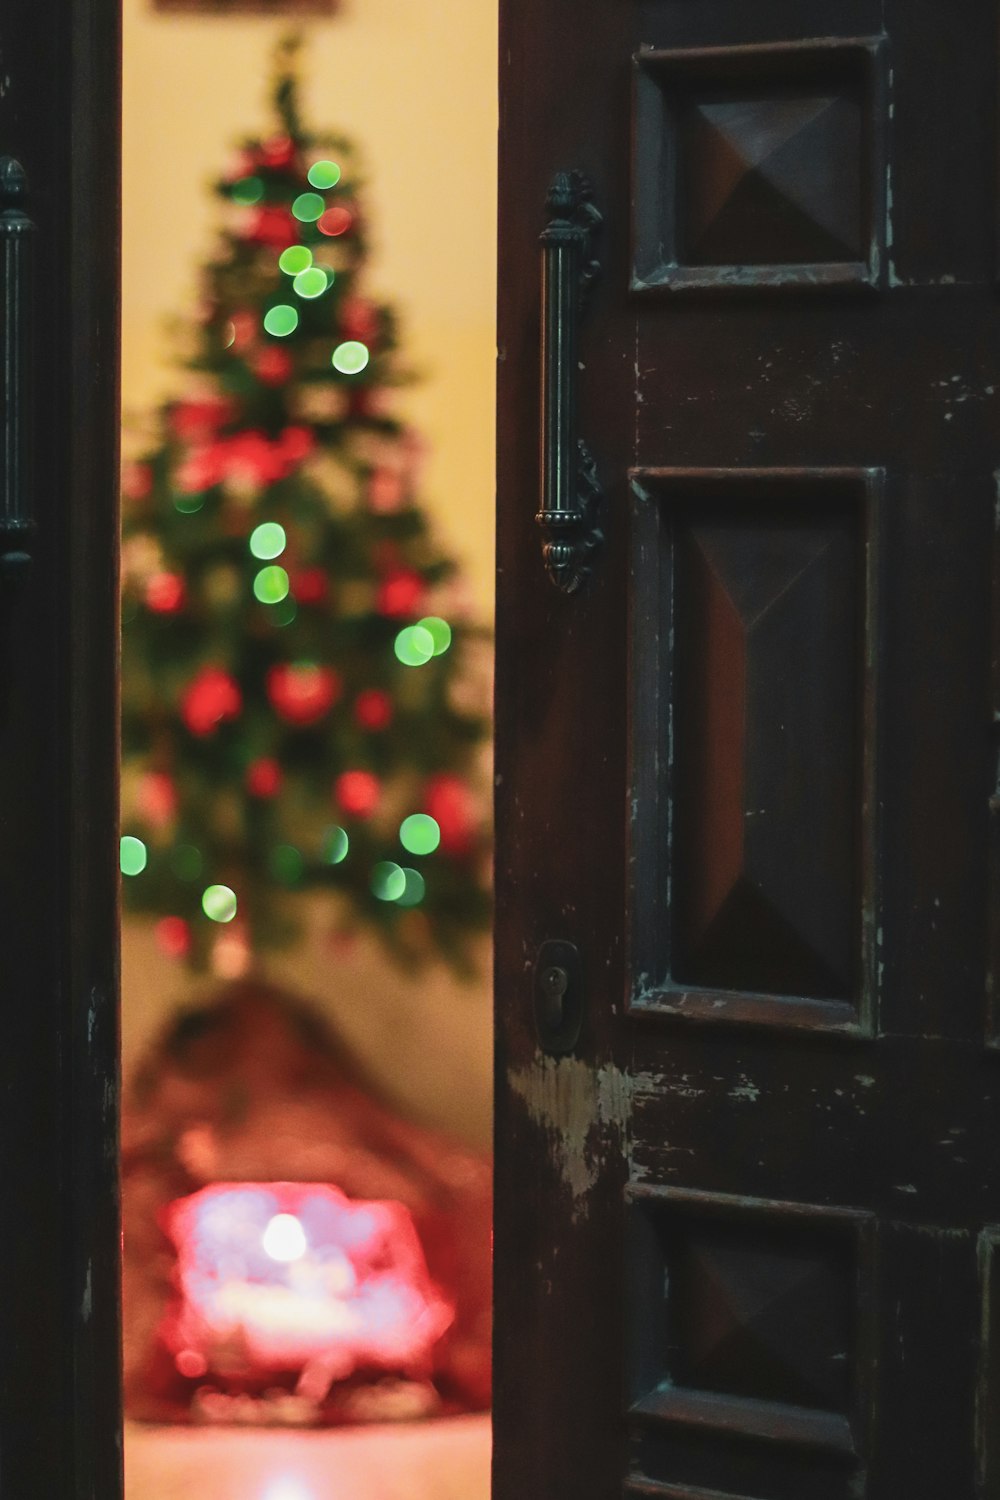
[334,769,381,818]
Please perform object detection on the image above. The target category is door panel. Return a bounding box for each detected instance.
[496,2,999,1497]
[0,0,121,1492]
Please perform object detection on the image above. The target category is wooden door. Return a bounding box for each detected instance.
[495,4,1000,1498]
[0,0,121,1493]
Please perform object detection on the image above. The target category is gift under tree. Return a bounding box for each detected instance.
[120,36,490,974]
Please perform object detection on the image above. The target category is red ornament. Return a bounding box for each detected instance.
[278,425,314,464]
[253,347,293,386]
[146,572,186,614]
[156,916,191,961]
[245,205,298,248]
[318,205,354,238]
[368,467,406,514]
[425,774,477,855]
[267,663,342,726]
[121,461,153,502]
[180,666,242,737]
[335,769,381,819]
[339,296,379,343]
[228,310,257,352]
[245,757,283,799]
[137,771,178,828]
[354,689,394,732]
[169,396,234,441]
[291,568,329,606]
[377,568,425,619]
[259,135,296,169]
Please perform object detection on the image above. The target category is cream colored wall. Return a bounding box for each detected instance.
[121,0,497,1148]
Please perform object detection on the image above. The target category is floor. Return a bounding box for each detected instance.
[125,1415,492,1500]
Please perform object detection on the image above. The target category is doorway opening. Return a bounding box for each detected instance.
[119,11,496,1496]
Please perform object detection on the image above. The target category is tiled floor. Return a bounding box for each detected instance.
[125,1415,492,1500]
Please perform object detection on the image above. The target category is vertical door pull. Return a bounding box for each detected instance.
[1,157,34,576]
[537,172,603,594]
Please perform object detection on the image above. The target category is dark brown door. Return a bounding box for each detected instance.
[495,4,1000,1498]
[0,0,121,1493]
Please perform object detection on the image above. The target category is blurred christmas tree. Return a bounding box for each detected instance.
[121,36,490,975]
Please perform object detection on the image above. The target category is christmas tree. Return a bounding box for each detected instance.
[120,36,490,975]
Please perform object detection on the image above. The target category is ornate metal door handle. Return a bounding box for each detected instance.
[1,158,34,577]
[537,172,603,593]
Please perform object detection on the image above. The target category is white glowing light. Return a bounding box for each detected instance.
[261,1480,316,1500]
[262,1213,308,1263]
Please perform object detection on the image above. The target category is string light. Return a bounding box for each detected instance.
[278,245,313,275]
[394,624,435,666]
[307,160,341,189]
[231,176,264,205]
[202,884,238,923]
[174,493,205,514]
[291,191,325,223]
[269,844,305,885]
[399,813,441,855]
[263,305,298,338]
[324,826,350,864]
[418,616,452,656]
[292,266,329,300]
[371,862,406,901]
[249,522,286,560]
[396,868,426,907]
[120,836,148,876]
[332,341,370,375]
[254,565,290,604]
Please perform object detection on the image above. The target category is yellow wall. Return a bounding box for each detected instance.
[121,0,497,1146]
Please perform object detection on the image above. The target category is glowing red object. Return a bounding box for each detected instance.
[424,774,477,855]
[121,460,153,502]
[254,347,294,386]
[267,663,342,726]
[180,666,243,737]
[259,135,296,169]
[161,1183,453,1395]
[156,916,192,960]
[318,205,353,237]
[339,296,379,343]
[146,572,186,614]
[245,757,283,799]
[354,689,393,732]
[291,567,329,606]
[377,568,425,619]
[246,205,298,248]
[138,770,178,828]
[335,770,381,819]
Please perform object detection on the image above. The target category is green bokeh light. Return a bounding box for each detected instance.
[249,522,287,560]
[292,192,325,223]
[293,267,329,300]
[308,160,342,189]
[395,868,426,907]
[254,565,290,604]
[417,616,453,656]
[120,835,148,877]
[232,176,264,205]
[324,826,350,864]
[331,341,370,375]
[399,813,441,856]
[272,597,298,627]
[371,861,407,902]
[263,305,299,338]
[279,245,313,275]
[202,884,238,923]
[171,844,203,881]
[394,625,435,667]
[269,844,305,886]
[174,493,205,514]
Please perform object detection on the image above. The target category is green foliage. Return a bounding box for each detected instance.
[121,37,491,972]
